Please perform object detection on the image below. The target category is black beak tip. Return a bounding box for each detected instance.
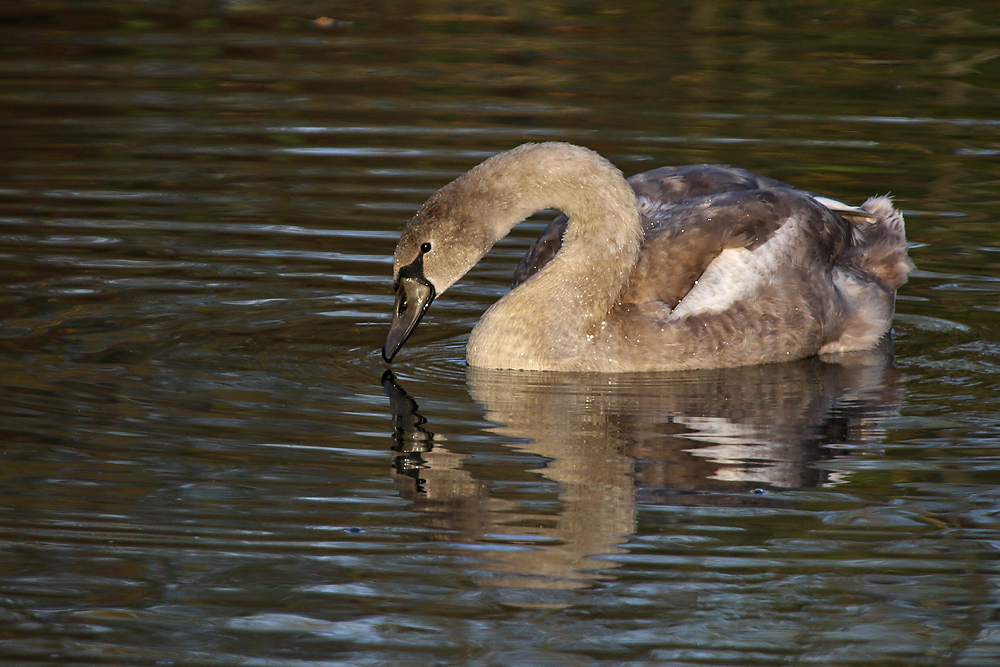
[382,274,435,366]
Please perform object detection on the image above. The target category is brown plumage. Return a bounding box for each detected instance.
[382,143,912,371]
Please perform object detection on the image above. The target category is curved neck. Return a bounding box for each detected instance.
[459,143,641,260]
[462,143,643,369]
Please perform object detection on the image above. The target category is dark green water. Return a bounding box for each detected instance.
[2,2,999,665]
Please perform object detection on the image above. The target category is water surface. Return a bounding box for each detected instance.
[2,2,1000,665]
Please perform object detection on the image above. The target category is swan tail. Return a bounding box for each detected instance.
[843,196,913,291]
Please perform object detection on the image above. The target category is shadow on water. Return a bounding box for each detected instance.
[382,340,902,590]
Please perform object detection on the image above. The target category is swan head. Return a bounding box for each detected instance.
[382,141,638,363]
[382,181,494,363]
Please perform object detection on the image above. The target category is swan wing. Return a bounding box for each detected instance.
[513,164,789,286]
[621,188,851,314]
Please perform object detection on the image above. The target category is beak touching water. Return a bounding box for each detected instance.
[382,275,435,362]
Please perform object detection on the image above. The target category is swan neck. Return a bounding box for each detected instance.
[470,143,642,259]
[466,143,643,369]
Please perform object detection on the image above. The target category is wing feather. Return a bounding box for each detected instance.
[512,164,790,287]
[621,188,850,312]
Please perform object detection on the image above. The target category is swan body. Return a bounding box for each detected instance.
[382,142,911,372]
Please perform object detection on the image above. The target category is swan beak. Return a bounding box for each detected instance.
[383,276,435,362]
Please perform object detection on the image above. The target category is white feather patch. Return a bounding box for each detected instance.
[812,195,878,222]
[668,215,802,320]
[636,194,675,220]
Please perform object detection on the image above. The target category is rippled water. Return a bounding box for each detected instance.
[2,3,1000,665]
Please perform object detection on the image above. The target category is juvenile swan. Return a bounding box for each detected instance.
[382,142,911,372]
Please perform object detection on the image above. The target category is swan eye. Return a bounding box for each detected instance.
[420,242,432,253]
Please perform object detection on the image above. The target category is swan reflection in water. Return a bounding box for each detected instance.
[381,342,903,589]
